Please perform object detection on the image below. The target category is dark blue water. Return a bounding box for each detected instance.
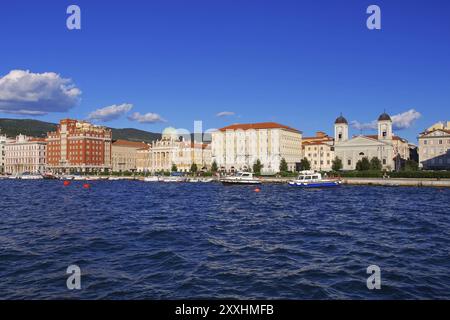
[0,180,449,299]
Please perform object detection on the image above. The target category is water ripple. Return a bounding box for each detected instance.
[0,181,449,299]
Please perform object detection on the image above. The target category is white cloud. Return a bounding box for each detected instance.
[351,109,422,131]
[392,109,421,130]
[0,70,81,115]
[216,111,235,117]
[350,120,377,131]
[128,112,166,123]
[88,103,133,122]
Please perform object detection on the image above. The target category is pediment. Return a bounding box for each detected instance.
[422,130,449,137]
[337,135,385,147]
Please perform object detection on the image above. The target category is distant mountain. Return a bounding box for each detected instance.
[110,128,161,143]
[0,119,57,138]
[0,118,162,143]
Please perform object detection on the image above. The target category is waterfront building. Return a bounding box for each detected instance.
[302,131,335,172]
[4,135,47,174]
[211,122,303,174]
[0,134,14,174]
[333,113,410,171]
[112,140,149,173]
[136,145,151,173]
[150,128,211,173]
[46,119,112,173]
[418,121,450,170]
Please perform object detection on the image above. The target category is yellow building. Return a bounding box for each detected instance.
[418,121,450,170]
[302,132,335,171]
[112,140,150,172]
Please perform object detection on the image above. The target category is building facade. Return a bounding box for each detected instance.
[0,134,13,174]
[112,140,149,172]
[418,121,450,170]
[46,119,112,173]
[4,135,47,174]
[302,131,335,171]
[211,122,303,174]
[136,145,151,173]
[150,128,211,173]
[333,113,410,171]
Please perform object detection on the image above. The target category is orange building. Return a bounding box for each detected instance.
[46,119,112,173]
[302,131,335,171]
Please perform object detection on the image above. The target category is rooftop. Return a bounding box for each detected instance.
[219,122,301,133]
[112,139,149,148]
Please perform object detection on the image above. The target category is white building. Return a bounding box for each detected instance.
[333,113,410,171]
[211,122,303,174]
[5,135,47,174]
[418,121,450,170]
[150,127,212,173]
[0,134,13,174]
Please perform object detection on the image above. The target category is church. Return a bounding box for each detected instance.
[334,113,410,171]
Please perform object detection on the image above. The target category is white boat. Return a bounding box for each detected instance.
[161,176,185,183]
[288,171,341,188]
[200,178,214,183]
[19,172,44,180]
[144,176,160,182]
[86,176,101,181]
[220,172,261,185]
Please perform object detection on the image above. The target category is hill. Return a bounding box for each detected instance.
[0,119,162,143]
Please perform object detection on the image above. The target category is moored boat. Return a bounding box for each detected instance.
[220,172,261,185]
[288,171,341,188]
[19,172,44,180]
[144,176,160,182]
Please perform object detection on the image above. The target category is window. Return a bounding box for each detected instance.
[348,159,351,166]
[338,133,342,140]
[382,131,387,137]
[424,140,427,145]
[383,159,386,165]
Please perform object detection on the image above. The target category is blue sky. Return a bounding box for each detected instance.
[0,0,449,143]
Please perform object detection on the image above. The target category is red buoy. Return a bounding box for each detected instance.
[83,183,91,189]
[254,188,261,193]
[63,181,71,186]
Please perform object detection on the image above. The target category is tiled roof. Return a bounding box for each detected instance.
[364,135,407,142]
[219,122,301,133]
[112,139,149,148]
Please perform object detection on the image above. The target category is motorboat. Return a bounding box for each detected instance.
[19,172,44,180]
[220,172,261,185]
[288,171,341,188]
[144,176,160,182]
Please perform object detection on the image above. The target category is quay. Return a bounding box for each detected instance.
[258,177,450,187]
[341,177,450,188]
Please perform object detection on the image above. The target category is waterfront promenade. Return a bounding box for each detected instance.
[259,177,450,187]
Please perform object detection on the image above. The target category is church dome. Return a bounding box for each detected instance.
[378,112,392,121]
[334,115,348,124]
[162,126,178,139]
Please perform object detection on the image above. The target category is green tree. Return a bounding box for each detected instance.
[253,159,263,175]
[171,163,178,172]
[299,157,311,171]
[356,157,370,171]
[211,160,218,173]
[332,156,343,172]
[279,158,288,172]
[369,157,382,171]
[404,160,419,171]
[190,163,198,173]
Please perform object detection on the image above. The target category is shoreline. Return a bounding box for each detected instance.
[2,175,450,188]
